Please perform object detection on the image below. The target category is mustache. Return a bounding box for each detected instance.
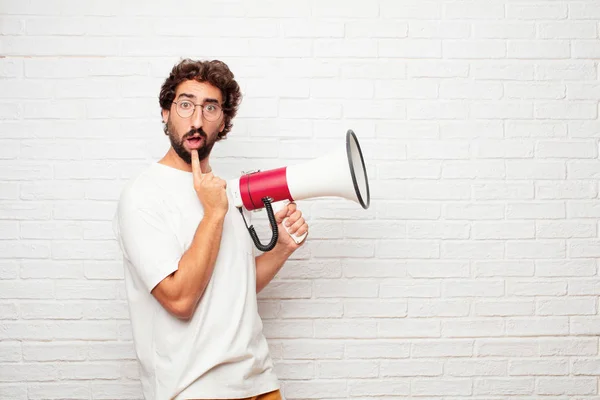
[182,128,207,140]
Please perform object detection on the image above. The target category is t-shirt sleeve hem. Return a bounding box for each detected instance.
[144,258,180,294]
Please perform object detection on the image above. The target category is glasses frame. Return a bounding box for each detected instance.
[172,100,223,122]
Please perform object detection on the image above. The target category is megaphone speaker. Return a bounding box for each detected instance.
[228,129,370,251]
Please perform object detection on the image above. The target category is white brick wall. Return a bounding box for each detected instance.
[1,0,599,398]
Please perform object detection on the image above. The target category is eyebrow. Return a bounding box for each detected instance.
[177,93,220,104]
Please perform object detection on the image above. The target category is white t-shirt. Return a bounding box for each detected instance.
[113,162,279,400]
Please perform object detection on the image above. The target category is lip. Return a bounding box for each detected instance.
[185,136,204,150]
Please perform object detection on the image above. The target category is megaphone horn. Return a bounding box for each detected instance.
[229,129,370,251]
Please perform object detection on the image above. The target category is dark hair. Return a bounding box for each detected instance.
[159,59,242,141]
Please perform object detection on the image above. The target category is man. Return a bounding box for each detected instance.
[113,59,308,400]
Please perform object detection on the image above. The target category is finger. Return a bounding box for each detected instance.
[287,217,305,234]
[275,205,289,225]
[286,202,297,217]
[295,222,309,237]
[191,150,202,181]
[285,210,302,227]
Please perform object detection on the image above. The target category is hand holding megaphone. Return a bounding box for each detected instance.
[228,129,370,251]
[272,199,308,245]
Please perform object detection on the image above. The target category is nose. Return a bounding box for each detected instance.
[190,105,203,130]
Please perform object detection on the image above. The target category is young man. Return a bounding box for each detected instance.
[113,59,308,400]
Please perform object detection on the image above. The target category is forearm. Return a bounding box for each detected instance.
[255,244,294,293]
[168,212,225,306]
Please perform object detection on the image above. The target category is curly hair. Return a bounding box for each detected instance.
[159,59,242,141]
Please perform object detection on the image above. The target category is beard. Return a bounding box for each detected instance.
[164,120,217,165]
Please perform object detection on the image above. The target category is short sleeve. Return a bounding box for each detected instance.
[114,195,183,293]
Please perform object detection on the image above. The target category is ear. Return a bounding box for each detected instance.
[161,108,169,124]
[219,120,225,133]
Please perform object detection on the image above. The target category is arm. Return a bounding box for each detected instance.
[151,150,229,320]
[151,212,225,319]
[255,202,309,293]
[255,245,294,293]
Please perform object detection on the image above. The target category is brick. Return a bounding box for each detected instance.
[506,161,565,179]
[378,320,440,338]
[507,202,565,219]
[314,280,377,298]
[318,360,378,378]
[474,261,534,278]
[379,39,442,58]
[539,338,598,356]
[274,361,313,380]
[380,360,442,377]
[472,222,534,240]
[506,121,567,138]
[536,221,596,239]
[571,317,600,335]
[509,359,568,376]
[447,359,506,376]
[409,21,469,38]
[380,1,442,19]
[536,260,596,277]
[412,379,472,396]
[315,320,376,339]
[90,382,143,400]
[282,340,344,360]
[572,359,600,376]
[536,101,598,120]
[282,19,344,38]
[506,83,566,100]
[537,378,597,395]
[475,300,534,317]
[380,281,440,298]
[537,297,597,316]
[258,281,311,299]
[508,40,570,59]
[347,20,407,38]
[476,339,539,357]
[285,381,347,398]
[540,22,597,39]
[535,62,597,81]
[506,240,566,259]
[474,22,535,39]
[413,340,473,358]
[507,3,567,19]
[348,379,410,396]
[508,280,567,297]
[444,40,506,59]
[506,317,569,336]
[345,340,409,359]
[443,319,505,338]
[474,378,534,395]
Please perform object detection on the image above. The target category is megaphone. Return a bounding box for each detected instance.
[228,129,370,251]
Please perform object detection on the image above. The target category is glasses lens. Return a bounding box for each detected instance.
[203,104,222,121]
[177,101,194,118]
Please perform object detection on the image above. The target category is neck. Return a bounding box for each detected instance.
[159,147,211,173]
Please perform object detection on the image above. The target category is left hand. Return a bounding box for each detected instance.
[274,202,308,252]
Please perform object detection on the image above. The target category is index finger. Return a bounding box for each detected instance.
[286,201,297,217]
[191,150,203,179]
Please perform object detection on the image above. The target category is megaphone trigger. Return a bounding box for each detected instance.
[272,199,308,245]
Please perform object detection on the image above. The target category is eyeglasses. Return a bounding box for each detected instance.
[172,100,223,122]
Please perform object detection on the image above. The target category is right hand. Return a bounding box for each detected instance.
[191,150,228,217]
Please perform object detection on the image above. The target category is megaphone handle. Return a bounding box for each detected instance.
[273,200,308,245]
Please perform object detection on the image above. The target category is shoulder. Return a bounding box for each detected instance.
[117,164,166,214]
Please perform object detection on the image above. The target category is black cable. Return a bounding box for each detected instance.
[238,197,279,252]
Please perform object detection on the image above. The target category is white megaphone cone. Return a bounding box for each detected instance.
[228,129,370,252]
